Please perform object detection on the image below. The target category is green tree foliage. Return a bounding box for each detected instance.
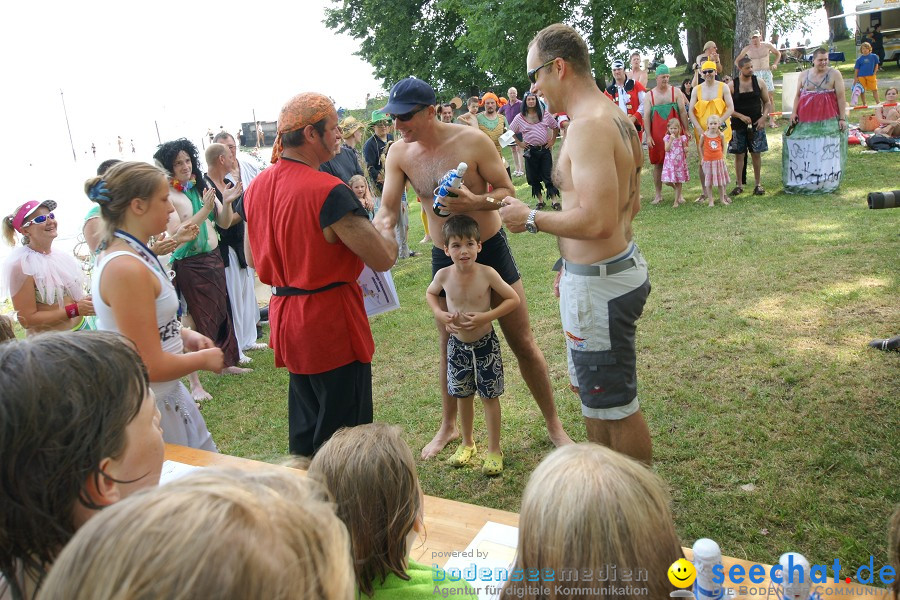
[325,0,825,97]
[448,0,568,92]
[768,0,829,38]
[324,0,493,95]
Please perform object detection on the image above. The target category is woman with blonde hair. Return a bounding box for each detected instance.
[0,331,164,600]
[1,200,95,334]
[308,423,478,599]
[86,161,222,450]
[501,444,683,600]
[40,469,355,600]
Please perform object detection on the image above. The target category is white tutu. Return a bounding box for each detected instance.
[0,246,85,306]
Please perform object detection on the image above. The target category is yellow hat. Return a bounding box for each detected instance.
[701,60,717,72]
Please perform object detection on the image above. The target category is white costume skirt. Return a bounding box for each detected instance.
[224,247,261,352]
[151,380,218,452]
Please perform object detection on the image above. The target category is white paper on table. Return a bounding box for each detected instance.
[441,521,519,600]
[158,460,203,485]
[357,266,400,317]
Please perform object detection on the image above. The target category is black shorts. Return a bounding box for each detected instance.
[431,228,521,297]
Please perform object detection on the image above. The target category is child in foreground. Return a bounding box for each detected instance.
[426,215,520,475]
[0,331,164,600]
[700,114,731,206]
[308,423,478,599]
[39,469,354,600]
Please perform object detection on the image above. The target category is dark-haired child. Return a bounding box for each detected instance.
[426,215,519,476]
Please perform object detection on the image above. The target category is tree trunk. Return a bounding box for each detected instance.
[824,0,850,41]
[685,27,703,75]
[734,0,767,69]
[673,34,688,66]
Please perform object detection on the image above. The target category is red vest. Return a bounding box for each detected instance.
[245,160,374,374]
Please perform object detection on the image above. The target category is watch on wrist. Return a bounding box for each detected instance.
[525,209,539,233]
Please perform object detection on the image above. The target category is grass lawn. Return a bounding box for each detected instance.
[196,113,899,577]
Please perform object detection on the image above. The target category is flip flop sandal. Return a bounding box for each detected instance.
[551,203,562,211]
[730,186,743,196]
[482,452,504,476]
[448,443,477,467]
[753,185,765,195]
[722,196,732,205]
[535,202,546,210]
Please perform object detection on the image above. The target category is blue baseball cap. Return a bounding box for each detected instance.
[382,77,437,115]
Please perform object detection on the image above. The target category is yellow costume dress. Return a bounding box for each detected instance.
[692,81,732,145]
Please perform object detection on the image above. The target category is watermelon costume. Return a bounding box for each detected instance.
[783,71,848,194]
[648,87,681,165]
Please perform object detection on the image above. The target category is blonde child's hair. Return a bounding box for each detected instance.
[308,423,422,597]
[890,505,900,600]
[707,114,721,129]
[667,117,682,131]
[501,444,683,600]
[39,468,355,600]
[861,41,872,52]
[348,174,369,193]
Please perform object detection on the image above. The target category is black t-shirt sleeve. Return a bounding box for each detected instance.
[319,183,368,229]
[233,194,246,222]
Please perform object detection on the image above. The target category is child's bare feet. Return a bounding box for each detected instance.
[188,371,212,402]
[708,199,715,207]
[722,196,732,205]
[651,195,662,205]
[421,425,460,459]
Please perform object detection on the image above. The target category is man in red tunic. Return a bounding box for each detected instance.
[240,92,397,456]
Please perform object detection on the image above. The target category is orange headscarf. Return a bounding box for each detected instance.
[479,92,500,107]
[271,92,336,163]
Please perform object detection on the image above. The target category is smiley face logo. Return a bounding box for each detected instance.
[667,558,697,588]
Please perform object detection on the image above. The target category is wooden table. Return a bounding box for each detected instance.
[165,445,890,599]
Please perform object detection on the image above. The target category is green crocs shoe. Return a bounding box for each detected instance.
[482,452,504,476]
[448,443,477,467]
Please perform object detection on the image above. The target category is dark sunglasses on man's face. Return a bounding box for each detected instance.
[390,105,428,122]
[527,59,556,84]
[702,69,716,75]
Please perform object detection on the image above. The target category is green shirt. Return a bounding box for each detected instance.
[364,559,479,600]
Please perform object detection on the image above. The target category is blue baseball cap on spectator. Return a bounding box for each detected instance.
[382,77,437,115]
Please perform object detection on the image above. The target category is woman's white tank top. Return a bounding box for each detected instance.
[92,251,183,355]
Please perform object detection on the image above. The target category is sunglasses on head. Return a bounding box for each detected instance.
[528,59,556,84]
[390,105,428,122]
[23,213,54,227]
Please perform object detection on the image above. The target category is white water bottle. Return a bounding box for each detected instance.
[693,538,724,600]
[433,162,468,217]
[778,552,814,600]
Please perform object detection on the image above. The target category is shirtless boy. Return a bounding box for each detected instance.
[500,23,653,463]
[426,215,520,476]
[374,77,571,459]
